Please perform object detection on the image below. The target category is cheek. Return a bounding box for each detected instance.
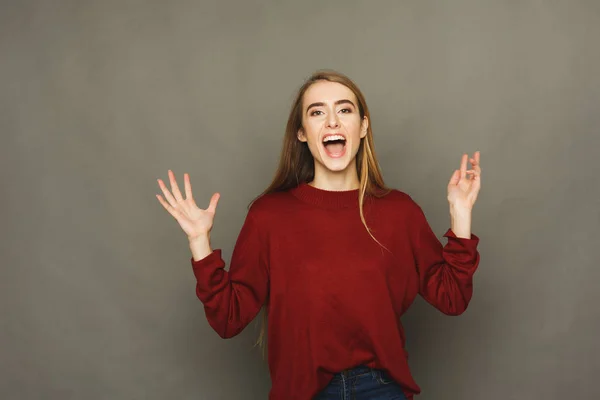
[340,117,362,137]
[303,120,324,141]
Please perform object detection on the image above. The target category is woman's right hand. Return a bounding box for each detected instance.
[156,170,220,241]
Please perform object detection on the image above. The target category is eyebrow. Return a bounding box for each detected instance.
[306,99,356,114]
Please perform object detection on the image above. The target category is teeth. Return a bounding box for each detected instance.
[323,135,345,142]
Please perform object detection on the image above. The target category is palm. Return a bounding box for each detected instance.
[175,202,215,238]
[156,170,220,240]
[447,151,481,210]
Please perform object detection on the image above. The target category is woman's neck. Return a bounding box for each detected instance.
[309,163,360,191]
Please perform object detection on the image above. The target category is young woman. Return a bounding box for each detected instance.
[156,70,482,400]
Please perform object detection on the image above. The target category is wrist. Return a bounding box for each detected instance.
[188,233,210,244]
[188,234,212,262]
[449,204,472,239]
[449,203,471,215]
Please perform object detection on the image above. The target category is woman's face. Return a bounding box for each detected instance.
[298,80,368,175]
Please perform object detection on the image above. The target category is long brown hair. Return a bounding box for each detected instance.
[252,69,391,354]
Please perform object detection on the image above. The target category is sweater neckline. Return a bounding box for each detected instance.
[290,182,360,209]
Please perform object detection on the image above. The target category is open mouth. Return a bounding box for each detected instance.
[322,134,347,158]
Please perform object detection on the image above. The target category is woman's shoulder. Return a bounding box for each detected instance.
[374,188,427,221]
[378,187,418,207]
[247,190,296,216]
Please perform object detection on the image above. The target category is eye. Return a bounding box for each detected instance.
[310,110,324,116]
[339,108,352,113]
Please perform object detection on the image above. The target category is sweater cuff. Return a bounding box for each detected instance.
[443,229,480,264]
[443,228,480,246]
[191,249,222,267]
[190,249,225,281]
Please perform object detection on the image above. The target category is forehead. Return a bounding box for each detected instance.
[302,81,357,107]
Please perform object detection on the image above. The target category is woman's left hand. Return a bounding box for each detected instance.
[447,151,482,211]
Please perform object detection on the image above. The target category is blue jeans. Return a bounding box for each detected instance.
[314,365,407,400]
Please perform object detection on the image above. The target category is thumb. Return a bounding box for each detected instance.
[448,170,460,186]
[207,193,220,213]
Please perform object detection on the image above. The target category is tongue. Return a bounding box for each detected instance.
[325,142,344,154]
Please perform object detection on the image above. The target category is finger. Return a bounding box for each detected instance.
[157,178,179,208]
[156,194,182,220]
[168,170,184,202]
[184,173,194,200]
[467,168,481,181]
[470,157,482,172]
[459,154,468,179]
[448,169,460,185]
[207,193,220,213]
[474,150,481,164]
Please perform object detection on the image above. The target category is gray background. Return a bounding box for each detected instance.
[1,1,599,399]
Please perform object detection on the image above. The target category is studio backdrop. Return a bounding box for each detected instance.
[1,1,599,399]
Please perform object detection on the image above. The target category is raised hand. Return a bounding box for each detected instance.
[447,151,482,211]
[156,170,220,241]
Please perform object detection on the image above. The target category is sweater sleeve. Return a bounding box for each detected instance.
[411,204,480,316]
[191,209,269,338]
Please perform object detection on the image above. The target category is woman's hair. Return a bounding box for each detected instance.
[251,69,391,354]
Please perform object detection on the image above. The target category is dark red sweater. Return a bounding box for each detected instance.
[191,183,480,400]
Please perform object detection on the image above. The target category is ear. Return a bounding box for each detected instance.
[297,127,307,142]
[360,117,369,139]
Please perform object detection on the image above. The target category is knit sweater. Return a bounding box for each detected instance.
[191,182,480,400]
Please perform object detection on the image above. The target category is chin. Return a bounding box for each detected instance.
[322,160,352,172]
[317,153,356,173]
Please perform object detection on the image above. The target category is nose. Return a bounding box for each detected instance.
[326,112,339,129]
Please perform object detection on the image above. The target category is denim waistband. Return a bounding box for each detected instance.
[339,365,374,378]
